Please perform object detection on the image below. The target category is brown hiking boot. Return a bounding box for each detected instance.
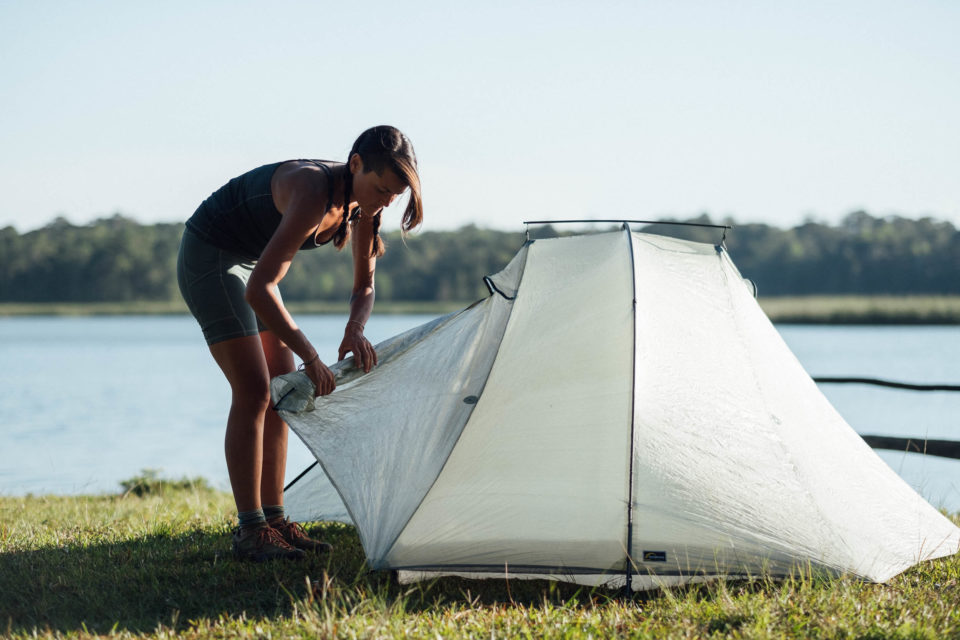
[232,524,306,562]
[269,517,333,553]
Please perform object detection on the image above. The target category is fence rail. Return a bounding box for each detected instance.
[815,376,960,460]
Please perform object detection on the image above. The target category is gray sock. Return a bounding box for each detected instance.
[263,504,285,522]
[238,508,266,529]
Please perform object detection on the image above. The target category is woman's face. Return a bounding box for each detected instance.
[350,156,408,215]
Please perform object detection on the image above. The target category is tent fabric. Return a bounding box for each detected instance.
[282,461,352,525]
[275,228,960,589]
[273,287,518,562]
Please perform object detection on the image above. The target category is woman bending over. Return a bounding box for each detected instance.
[177,125,422,561]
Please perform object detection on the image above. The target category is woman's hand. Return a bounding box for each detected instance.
[338,323,378,373]
[303,357,336,396]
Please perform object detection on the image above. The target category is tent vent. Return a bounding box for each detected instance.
[463,395,479,405]
[483,276,517,300]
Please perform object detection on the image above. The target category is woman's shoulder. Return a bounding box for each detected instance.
[273,160,336,191]
[271,160,343,213]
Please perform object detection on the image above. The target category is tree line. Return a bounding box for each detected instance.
[1,211,958,303]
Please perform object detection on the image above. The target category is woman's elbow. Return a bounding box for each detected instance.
[244,282,266,308]
[352,284,375,299]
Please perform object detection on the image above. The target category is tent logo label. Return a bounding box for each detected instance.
[643,551,667,562]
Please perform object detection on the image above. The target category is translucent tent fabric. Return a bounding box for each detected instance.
[274,295,515,562]
[276,229,960,589]
[627,233,959,583]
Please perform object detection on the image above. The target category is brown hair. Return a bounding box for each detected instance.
[333,125,423,257]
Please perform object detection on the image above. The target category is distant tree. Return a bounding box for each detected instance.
[1,212,958,303]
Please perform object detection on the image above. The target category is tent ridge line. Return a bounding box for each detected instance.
[293,443,369,550]
[377,245,534,567]
[623,222,639,594]
[278,409,369,533]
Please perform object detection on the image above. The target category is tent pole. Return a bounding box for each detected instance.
[283,460,319,493]
[623,222,639,596]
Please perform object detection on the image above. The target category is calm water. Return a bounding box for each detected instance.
[2,316,959,511]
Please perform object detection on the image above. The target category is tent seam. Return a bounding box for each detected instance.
[623,223,639,592]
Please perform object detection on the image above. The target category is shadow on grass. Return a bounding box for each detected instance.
[0,522,627,635]
[0,522,357,634]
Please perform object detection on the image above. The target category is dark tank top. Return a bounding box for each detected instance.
[185,160,337,260]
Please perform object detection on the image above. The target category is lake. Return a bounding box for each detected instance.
[2,316,959,512]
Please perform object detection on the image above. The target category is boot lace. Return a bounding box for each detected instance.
[274,518,310,543]
[255,525,295,550]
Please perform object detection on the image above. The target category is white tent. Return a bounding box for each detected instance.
[272,227,959,590]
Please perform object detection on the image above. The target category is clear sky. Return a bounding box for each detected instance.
[1,0,958,233]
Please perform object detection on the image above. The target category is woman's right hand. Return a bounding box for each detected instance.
[303,358,336,396]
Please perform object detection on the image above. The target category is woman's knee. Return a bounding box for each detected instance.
[260,331,295,376]
[230,376,272,414]
[210,335,274,411]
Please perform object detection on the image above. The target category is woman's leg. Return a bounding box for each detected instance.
[259,330,295,507]
[209,332,307,560]
[209,335,272,514]
[257,330,332,552]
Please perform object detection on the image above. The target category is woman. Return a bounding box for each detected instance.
[177,125,422,561]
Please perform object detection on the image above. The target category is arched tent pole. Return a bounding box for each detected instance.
[622,221,639,595]
[523,219,733,246]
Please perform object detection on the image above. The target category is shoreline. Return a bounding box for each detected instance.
[758,295,960,325]
[1,295,959,324]
[0,300,469,317]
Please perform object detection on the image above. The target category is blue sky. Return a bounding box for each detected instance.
[1,0,957,233]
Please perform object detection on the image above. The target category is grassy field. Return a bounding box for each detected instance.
[2,296,960,323]
[2,477,959,639]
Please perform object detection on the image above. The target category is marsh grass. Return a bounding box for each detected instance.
[1,482,958,639]
[0,300,468,317]
[4,296,960,323]
[758,295,960,324]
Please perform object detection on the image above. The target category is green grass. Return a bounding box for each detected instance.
[2,480,959,638]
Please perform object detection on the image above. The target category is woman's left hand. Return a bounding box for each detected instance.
[338,326,378,373]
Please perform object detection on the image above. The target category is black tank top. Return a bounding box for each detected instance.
[185,160,337,260]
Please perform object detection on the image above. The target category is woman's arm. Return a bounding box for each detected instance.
[337,215,378,372]
[245,168,338,393]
